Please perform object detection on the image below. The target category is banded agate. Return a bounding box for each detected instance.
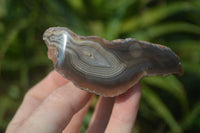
[43,27,183,97]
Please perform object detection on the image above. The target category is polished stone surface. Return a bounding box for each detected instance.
[43,27,183,97]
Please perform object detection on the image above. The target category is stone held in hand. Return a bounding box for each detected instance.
[43,27,183,97]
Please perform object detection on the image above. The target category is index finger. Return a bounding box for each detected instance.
[7,71,69,128]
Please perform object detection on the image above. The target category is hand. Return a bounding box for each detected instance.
[6,71,141,133]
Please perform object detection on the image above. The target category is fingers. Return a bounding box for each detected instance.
[29,70,70,101]
[18,82,92,133]
[87,97,114,133]
[63,96,93,133]
[6,69,142,133]
[10,71,69,121]
[105,83,142,133]
[6,71,69,133]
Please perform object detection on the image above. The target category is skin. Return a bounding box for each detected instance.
[6,70,141,133]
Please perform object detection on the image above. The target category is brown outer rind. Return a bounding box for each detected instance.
[43,27,183,97]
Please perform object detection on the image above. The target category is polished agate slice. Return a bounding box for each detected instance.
[43,27,183,97]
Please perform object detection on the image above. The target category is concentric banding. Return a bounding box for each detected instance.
[69,40,126,78]
[43,26,183,97]
[45,30,126,78]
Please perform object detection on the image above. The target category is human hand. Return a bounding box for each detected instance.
[6,71,141,133]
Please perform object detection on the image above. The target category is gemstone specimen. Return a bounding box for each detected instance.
[43,27,183,97]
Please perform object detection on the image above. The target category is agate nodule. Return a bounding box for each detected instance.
[43,27,183,97]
